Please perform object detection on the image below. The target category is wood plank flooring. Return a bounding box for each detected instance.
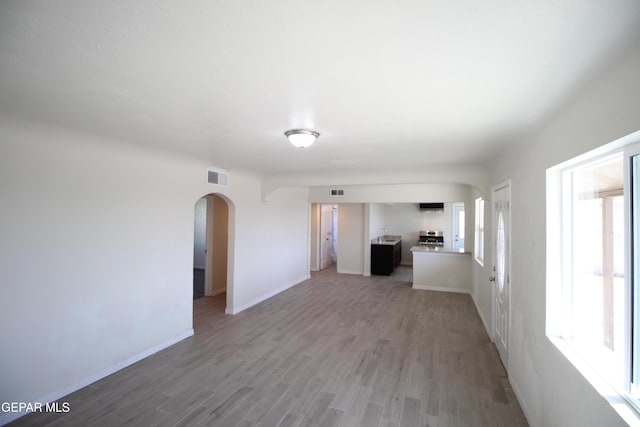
[10,266,528,427]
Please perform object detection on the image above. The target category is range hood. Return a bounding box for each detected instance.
[419,202,444,211]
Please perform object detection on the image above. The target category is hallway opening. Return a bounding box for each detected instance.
[192,193,234,326]
[310,204,339,272]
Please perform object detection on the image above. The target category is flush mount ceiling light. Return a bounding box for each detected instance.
[284,129,319,148]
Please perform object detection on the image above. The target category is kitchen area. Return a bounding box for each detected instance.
[308,181,480,295]
[369,201,472,293]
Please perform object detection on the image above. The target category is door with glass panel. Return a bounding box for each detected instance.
[452,202,465,251]
[492,182,511,367]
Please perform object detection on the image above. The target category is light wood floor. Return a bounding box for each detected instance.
[10,266,528,427]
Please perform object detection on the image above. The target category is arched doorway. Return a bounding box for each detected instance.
[192,193,234,319]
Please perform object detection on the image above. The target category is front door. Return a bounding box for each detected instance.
[492,182,511,367]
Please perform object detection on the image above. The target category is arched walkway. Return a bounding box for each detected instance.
[192,193,235,328]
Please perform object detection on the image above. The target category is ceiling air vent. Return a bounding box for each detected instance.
[330,189,344,196]
[207,168,229,187]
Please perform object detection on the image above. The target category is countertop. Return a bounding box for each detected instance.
[410,245,469,255]
[371,235,402,245]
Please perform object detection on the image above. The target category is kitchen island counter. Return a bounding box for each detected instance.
[411,246,471,293]
[410,246,469,255]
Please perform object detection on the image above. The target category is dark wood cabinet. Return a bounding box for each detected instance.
[371,241,402,275]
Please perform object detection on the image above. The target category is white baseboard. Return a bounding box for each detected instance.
[509,375,534,427]
[225,275,310,315]
[470,292,492,339]
[0,329,193,426]
[336,269,363,275]
[411,283,471,294]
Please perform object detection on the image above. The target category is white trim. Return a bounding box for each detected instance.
[625,142,640,391]
[411,284,471,294]
[471,292,491,338]
[509,373,536,427]
[0,329,193,426]
[224,275,310,315]
[336,269,363,275]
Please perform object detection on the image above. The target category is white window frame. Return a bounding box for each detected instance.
[627,143,640,398]
[474,197,485,266]
[546,130,640,425]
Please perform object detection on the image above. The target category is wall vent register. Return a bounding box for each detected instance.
[207,168,229,186]
[331,189,344,196]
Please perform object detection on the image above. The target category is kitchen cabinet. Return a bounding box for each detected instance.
[371,237,402,275]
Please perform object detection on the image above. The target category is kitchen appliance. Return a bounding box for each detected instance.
[419,202,444,211]
[418,230,444,247]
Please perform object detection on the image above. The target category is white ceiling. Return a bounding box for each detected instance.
[1,1,639,175]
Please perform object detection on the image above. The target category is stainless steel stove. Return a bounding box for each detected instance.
[418,230,444,247]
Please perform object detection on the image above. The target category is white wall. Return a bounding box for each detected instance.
[0,116,310,424]
[263,164,490,199]
[309,182,472,204]
[473,32,640,427]
[369,203,385,238]
[0,120,196,423]
[227,184,310,313]
[337,203,364,275]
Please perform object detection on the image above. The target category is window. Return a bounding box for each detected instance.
[474,197,485,265]
[562,152,625,383]
[547,131,640,422]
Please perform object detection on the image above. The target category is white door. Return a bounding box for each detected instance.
[492,182,510,367]
[452,203,465,251]
[320,205,334,270]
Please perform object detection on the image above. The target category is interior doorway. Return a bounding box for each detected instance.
[193,197,208,299]
[192,193,233,313]
[452,202,465,251]
[320,204,338,270]
[311,204,339,271]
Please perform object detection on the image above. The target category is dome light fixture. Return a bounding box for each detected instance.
[284,129,319,148]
